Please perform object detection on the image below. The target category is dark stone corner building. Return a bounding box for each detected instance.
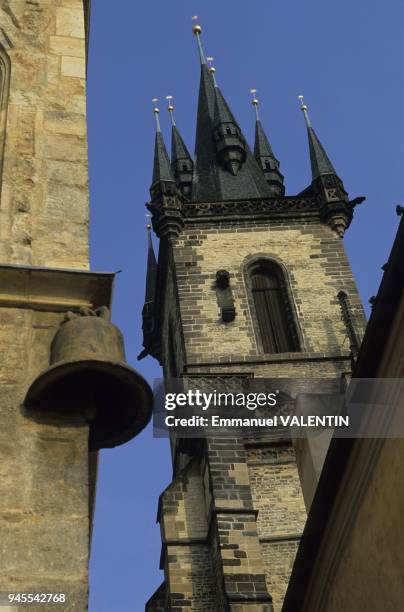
[140,21,404,612]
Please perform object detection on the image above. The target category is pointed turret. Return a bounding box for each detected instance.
[191,24,271,202]
[138,224,158,360]
[298,96,361,237]
[251,92,284,196]
[166,97,194,198]
[212,78,247,177]
[148,101,184,239]
[299,96,337,181]
[150,102,175,195]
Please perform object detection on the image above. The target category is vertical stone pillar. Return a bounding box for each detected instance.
[206,438,274,611]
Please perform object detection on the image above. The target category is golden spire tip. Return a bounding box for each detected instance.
[192,15,201,34]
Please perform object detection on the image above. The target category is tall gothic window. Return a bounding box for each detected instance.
[250,262,299,353]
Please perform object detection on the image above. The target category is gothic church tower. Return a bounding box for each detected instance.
[0,2,152,609]
[143,24,366,612]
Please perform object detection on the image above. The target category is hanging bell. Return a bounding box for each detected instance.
[24,309,153,451]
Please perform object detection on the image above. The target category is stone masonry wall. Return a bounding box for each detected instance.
[156,215,366,610]
[246,443,306,612]
[0,307,90,610]
[0,0,89,269]
[173,219,366,366]
[0,2,92,609]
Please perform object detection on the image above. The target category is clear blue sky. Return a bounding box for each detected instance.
[86,1,404,609]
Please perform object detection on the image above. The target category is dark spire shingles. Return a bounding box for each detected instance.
[152,130,174,186]
[192,66,272,201]
[254,119,275,159]
[171,125,192,165]
[300,102,337,180]
[307,126,337,180]
[253,108,285,196]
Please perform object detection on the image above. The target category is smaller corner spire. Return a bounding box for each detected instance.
[150,97,175,196]
[192,16,206,64]
[251,89,284,196]
[297,95,355,238]
[166,95,194,198]
[298,94,336,180]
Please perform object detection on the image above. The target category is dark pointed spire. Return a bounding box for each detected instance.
[298,95,358,238]
[144,223,157,305]
[138,223,158,360]
[151,102,175,188]
[191,24,271,202]
[251,91,284,196]
[298,95,337,180]
[166,96,194,198]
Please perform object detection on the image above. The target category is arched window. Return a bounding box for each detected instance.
[250,262,299,353]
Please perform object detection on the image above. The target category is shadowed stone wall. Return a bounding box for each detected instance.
[0,0,89,269]
[0,2,94,610]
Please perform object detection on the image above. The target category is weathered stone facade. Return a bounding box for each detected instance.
[0,0,89,270]
[0,1,92,605]
[0,3,153,611]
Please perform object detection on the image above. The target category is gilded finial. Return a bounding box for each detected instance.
[166,95,176,126]
[192,16,206,64]
[298,94,312,128]
[207,57,218,86]
[250,89,260,121]
[192,15,202,35]
[152,98,161,132]
[146,213,152,232]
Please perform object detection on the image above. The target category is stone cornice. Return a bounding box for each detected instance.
[183,195,319,222]
[0,264,114,312]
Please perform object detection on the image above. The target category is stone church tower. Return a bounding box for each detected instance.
[143,23,367,612]
[0,2,152,609]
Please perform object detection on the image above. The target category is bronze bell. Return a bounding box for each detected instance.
[24,309,153,451]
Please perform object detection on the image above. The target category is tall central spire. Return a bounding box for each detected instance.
[192,23,271,202]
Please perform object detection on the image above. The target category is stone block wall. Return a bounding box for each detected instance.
[0,2,96,609]
[0,0,89,269]
[246,443,306,612]
[171,219,366,365]
[0,305,90,609]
